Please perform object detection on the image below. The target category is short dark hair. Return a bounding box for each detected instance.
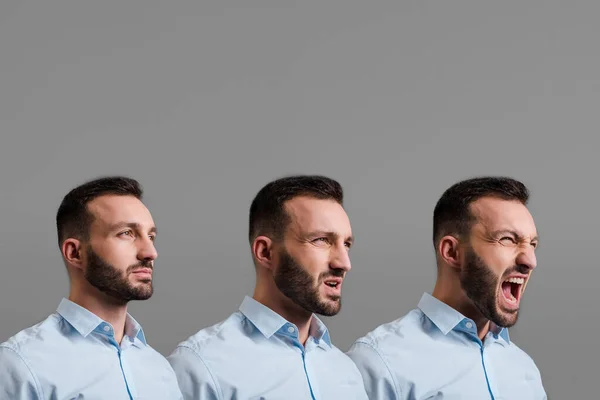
[56,176,143,246]
[433,176,529,245]
[248,175,344,242]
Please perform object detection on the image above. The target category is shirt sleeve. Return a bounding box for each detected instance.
[347,341,404,400]
[0,346,42,400]
[167,345,221,400]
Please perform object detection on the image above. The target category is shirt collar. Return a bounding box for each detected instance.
[309,315,332,348]
[490,321,511,343]
[239,296,332,348]
[417,293,510,344]
[124,313,147,345]
[56,298,147,345]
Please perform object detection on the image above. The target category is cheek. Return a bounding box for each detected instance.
[475,247,513,275]
[94,240,136,271]
[496,248,518,267]
[295,249,329,276]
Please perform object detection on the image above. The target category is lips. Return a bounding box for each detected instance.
[131,268,153,279]
[323,276,342,287]
[322,277,342,296]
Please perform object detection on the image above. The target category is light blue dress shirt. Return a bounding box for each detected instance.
[168,296,369,400]
[0,298,183,400]
[347,293,547,400]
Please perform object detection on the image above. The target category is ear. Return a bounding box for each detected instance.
[251,235,275,271]
[62,238,85,271]
[438,234,462,270]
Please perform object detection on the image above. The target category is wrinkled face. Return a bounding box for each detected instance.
[83,195,158,304]
[273,196,353,316]
[460,197,538,327]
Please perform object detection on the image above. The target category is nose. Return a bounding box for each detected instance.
[330,243,352,273]
[516,244,537,271]
[138,237,158,262]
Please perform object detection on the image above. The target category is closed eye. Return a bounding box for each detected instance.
[499,236,516,244]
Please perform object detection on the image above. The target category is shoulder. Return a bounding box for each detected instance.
[172,311,246,356]
[0,315,62,398]
[350,308,426,351]
[167,312,249,399]
[168,311,252,369]
[1,313,64,357]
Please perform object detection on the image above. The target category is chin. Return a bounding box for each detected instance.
[131,276,153,285]
[493,306,519,328]
[320,299,342,316]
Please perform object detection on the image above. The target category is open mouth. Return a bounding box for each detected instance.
[500,276,525,307]
[322,278,342,294]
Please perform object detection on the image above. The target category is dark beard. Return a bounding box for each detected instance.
[460,246,519,328]
[85,246,153,304]
[273,249,343,316]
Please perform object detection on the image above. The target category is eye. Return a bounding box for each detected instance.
[119,230,133,237]
[499,236,516,244]
[531,241,538,249]
[344,241,352,249]
[312,237,332,246]
[149,234,156,241]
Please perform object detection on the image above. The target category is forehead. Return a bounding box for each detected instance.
[87,195,154,228]
[470,196,537,236]
[284,196,351,234]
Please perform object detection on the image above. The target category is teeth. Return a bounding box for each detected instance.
[325,282,337,287]
[506,277,525,285]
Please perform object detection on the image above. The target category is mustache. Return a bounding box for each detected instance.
[502,264,530,278]
[319,268,345,282]
[126,260,154,274]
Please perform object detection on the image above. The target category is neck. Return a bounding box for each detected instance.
[253,279,313,345]
[69,280,129,344]
[432,275,491,340]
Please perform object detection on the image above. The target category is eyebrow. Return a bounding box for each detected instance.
[491,229,538,242]
[110,222,157,234]
[307,230,354,243]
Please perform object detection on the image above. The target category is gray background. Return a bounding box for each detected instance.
[0,1,596,398]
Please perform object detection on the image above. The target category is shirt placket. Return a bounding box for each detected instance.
[303,339,322,400]
[481,334,503,400]
[457,320,498,400]
[119,339,139,399]
[97,323,138,400]
[280,323,320,400]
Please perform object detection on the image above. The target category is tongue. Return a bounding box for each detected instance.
[502,282,512,299]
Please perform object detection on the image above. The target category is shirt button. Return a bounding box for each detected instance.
[465,322,473,329]
[103,325,111,332]
[287,326,295,333]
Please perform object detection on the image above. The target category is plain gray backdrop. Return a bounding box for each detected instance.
[1,1,596,398]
